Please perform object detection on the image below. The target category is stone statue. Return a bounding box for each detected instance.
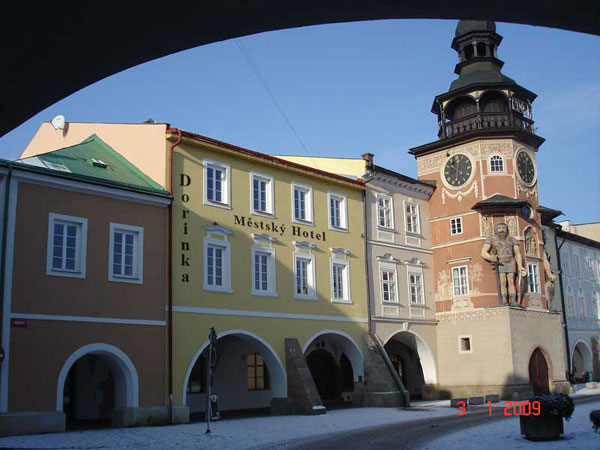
[542,248,557,303]
[481,222,526,305]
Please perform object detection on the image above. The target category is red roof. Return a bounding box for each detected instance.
[167,128,365,188]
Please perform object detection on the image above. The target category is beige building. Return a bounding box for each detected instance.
[0,136,174,436]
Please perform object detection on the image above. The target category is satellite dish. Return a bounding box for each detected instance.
[50,115,65,130]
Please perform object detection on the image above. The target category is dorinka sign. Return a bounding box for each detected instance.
[233,215,327,242]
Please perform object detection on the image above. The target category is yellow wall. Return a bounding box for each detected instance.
[275,155,365,179]
[171,139,369,403]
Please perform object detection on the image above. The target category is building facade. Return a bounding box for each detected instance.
[408,20,569,399]
[0,136,172,435]
[556,229,600,383]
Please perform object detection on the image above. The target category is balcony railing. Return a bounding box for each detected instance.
[439,111,534,139]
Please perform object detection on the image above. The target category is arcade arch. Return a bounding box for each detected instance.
[183,329,286,414]
[383,331,437,399]
[572,340,593,383]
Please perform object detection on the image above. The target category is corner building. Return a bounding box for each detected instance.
[409,20,569,399]
[169,130,400,415]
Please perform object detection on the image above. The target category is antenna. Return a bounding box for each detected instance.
[50,115,65,130]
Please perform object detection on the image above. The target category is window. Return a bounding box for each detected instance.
[409,272,424,304]
[204,160,230,208]
[247,353,270,391]
[527,263,540,294]
[458,336,472,353]
[331,255,351,303]
[203,225,232,293]
[561,251,570,277]
[47,213,87,278]
[187,357,205,394]
[250,172,274,216]
[578,293,586,318]
[588,258,595,280]
[594,294,600,321]
[450,217,463,235]
[452,266,469,296]
[292,183,313,224]
[294,252,316,300]
[109,223,144,283]
[567,296,575,317]
[574,255,580,278]
[252,244,276,297]
[328,193,347,231]
[490,155,504,172]
[377,195,393,229]
[380,266,398,303]
[404,201,420,234]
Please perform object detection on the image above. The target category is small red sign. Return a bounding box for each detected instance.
[11,319,27,328]
[0,347,4,363]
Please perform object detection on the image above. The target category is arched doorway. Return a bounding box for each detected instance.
[56,343,139,428]
[306,349,341,402]
[384,331,436,400]
[303,331,364,406]
[572,340,593,383]
[183,330,286,417]
[529,348,550,395]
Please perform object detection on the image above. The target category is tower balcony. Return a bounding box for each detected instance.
[439,111,534,139]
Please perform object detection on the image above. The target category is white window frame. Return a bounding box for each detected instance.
[251,244,277,297]
[404,200,420,234]
[108,223,144,284]
[46,213,88,279]
[452,265,469,297]
[328,192,348,232]
[450,217,463,236]
[203,159,231,209]
[330,250,351,303]
[408,271,425,305]
[379,262,398,304]
[458,335,473,354]
[203,226,232,293]
[377,194,394,230]
[250,171,274,217]
[527,263,540,294]
[291,182,314,225]
[489,154,505,173]
[293,251,316,301]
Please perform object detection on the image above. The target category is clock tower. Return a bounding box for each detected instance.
[410,21,570,399]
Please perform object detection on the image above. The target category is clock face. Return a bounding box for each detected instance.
[516,151,536,185]
[444,154,472,187]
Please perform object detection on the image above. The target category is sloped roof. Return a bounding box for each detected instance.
[19,134,168,195]
[472,194,528,210]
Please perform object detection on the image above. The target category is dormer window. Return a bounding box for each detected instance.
[90,158,108,168]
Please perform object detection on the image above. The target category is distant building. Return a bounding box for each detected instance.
[1,135,172,435]
[558,221,600,243]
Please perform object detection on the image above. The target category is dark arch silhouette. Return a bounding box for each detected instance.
[1,2,599,138]
[306,349,342,402]
[529,348,550,396]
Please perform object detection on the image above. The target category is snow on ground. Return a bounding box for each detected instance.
[424,399,600,450]
[1,390,598,449]
[0,406,459,450]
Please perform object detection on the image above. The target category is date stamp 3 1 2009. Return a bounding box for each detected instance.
[457,400,541,417]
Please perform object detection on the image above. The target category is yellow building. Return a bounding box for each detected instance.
[168,129,403,414]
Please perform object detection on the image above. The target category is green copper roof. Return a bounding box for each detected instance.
[455,20,496,37]
[19,134,168,195]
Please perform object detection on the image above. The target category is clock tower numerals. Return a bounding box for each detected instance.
[516,151,536,185]
[444,154,472,187]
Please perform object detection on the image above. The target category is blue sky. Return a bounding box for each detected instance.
[0,19,598,223]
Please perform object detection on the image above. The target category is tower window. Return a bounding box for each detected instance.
[459,336,472,353]
[464,44,474,60]
[451,217,463,235]
[476,42,487,57]
[490,155,504,172]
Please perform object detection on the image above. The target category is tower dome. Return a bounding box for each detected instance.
[455,20,496,37]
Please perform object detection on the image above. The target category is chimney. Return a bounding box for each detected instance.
[362,152,374,170]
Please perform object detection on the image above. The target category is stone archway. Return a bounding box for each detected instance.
[56,343,139,424]
[383,331,436,399]
[572,340,593,383]
[183,329,286,414]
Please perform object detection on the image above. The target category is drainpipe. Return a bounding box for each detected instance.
[555,229,572,382]
[0,164,12,406]
[167,128,182,424]
[362,187,373,333]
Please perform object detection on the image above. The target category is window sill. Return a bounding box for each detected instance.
[409,303,427,308]
[382,300,400,305]
[376,225,396,233]
[405,231,423,238]
[109,276,143,285]
[250,210,275,219]
[294,294,318,301]
[292,218,314,227]
[252,291,278,298]
[331,298,353,305]
[204,200,232,210]
[204,286,233,294]
[329,225,348,233]
[47,270,86,279]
